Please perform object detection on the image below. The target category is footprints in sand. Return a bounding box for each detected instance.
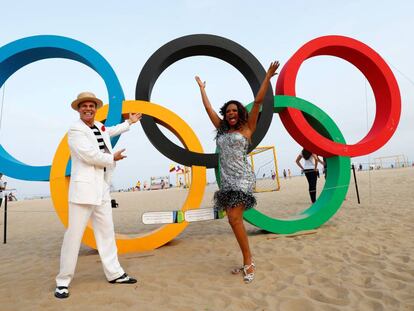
[275,256,304,266]
[279,298,317,311]
[270,245,412,311]
[357,299,386,311]
[305,287,350,306]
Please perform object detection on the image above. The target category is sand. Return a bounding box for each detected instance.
[1,167,413,311]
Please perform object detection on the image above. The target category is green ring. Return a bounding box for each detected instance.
[215,95,351,234]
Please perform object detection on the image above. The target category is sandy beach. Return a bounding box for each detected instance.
[1,167,413,311]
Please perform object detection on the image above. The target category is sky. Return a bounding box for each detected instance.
[0,0,413,199]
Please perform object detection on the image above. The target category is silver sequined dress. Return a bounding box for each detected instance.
[214,132,256,210]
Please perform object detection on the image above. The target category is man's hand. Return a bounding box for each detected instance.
[128,113,142,125]
[113,149,127,161]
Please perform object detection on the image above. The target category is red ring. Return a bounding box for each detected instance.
[276,35,401,157]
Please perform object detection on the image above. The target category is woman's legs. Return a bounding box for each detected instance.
[226,205,254,273]
[304,170,318,203]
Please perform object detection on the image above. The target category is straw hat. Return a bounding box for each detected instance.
[71,92,103,110]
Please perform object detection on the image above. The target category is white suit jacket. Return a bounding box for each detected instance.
[68,119,130,205]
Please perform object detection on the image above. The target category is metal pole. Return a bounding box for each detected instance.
[3,195,7,244]
[250,153,256,192]
[352,164,361,204]
[272,146,281,190]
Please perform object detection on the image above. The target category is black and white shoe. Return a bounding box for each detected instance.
[109,273,137,284]
[54,286,69,299]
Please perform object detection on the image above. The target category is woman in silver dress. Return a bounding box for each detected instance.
[195,61,279,283]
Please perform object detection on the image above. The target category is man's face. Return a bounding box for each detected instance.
[78,101,97,125]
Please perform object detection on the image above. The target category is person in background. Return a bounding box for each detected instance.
[8,192,17,201]
[317,156,327,178]
[295,148,319,203]
[0,173,6,206]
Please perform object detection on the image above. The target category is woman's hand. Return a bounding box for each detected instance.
[195,75,221,128]
[266,61,280,78]
[195,76,206,89]
[248,61,281,132]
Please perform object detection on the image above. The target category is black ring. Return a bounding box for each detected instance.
[135,34,274,168]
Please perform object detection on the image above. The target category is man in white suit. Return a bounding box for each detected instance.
[55,92,141,299]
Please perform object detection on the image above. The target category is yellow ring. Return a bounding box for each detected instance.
[50,100,206,253]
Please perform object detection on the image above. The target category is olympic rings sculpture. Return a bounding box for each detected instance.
[0,34,401,253]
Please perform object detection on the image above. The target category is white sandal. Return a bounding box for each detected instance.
[242,262,255,284]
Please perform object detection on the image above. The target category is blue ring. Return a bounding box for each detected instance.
[0,35,124,181]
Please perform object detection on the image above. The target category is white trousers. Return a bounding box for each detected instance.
[56,200,125,287]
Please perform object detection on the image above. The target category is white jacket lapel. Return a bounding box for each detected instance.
[77,120,98,147]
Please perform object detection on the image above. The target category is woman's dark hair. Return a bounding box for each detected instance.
[216,100,248,137]
[301,148,312,160]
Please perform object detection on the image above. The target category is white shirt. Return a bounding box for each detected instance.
[302,156,316,170]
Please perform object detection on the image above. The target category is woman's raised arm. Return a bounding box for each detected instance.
[247,61,280,132]
[195,76,221,129]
